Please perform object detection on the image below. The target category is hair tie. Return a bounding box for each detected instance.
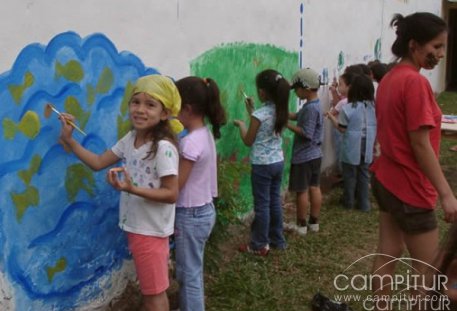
[202,78,210,87]
[275,74,283,82]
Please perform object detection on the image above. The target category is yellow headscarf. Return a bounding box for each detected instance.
[131,74,184,134]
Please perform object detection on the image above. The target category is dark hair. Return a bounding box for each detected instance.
[347,74,374,103]
[255,69,289,135]
[344,64,365,75]
[390,12,447,59]
[369,62,389,83]
[128,95,177,160]
[357,63,371,76]
[339,72,355,87]
[175,76,227,139]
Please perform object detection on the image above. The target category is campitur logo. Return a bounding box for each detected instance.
[331,253,452,311]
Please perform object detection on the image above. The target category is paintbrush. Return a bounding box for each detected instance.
[45,103,87,136]
[241,90,249,99]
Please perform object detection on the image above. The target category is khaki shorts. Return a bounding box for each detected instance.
[371,176,437,234]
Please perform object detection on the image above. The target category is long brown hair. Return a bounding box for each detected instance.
[175,76,227,139]
[255,69,289,135]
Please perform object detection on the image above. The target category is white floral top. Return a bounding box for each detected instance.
[111,131,178,237]
[250,102,284,165]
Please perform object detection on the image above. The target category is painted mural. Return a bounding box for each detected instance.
[191,43,298,215]
[0,32,300,309]
[0,0,435,308]
[0,31,157,310]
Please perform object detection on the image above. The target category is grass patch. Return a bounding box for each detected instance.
[203,91,457,311]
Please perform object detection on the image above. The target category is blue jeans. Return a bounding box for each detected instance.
[250,161,286,250]
[175,202,216,311]
[342,161,370,211]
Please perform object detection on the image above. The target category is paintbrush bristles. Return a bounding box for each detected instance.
[45,103,87,136]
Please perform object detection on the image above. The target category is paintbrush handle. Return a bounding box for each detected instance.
[49,104,87,136]
[66,120,87,136]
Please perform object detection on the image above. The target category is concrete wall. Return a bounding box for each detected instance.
[0,1,444,310]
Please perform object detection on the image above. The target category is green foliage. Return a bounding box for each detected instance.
[191,43,298,212]
[65,163,95,202]
[11,186,39,221]
[205,159,250,272]
[18,154,41,185]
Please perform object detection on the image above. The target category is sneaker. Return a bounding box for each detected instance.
[295,225,308,236]
[283,222,297,232]
[308,223,319,232]
[238,244,270,256]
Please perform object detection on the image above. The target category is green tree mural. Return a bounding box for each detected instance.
[191,43,298,215]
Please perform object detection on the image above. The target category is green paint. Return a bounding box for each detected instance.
[55,60,84,82]
[18,155,42,186]
[18,111,40,139]
[95,67,114,95]
[337,51,345,72]
[8,71,35,104]
[86,84,96,105]
[64,96,90,128]
[3,110,40,139]
[65,164,95,202]
[190,43,298,214]
[116,81,135,139]
[117,115,131,140]
[2,119,16,139]
[46,257,67,282]
[120,81,134,116]
[11,186,39,221]
[374,38,382,60]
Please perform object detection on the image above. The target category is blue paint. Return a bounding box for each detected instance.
[299,3,304,69]
[0,31,159,310]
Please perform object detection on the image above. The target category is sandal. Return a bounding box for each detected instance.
[238,244,269,256]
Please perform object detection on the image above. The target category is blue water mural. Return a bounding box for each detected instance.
[0,32,159,310]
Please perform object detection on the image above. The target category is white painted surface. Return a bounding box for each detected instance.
[0,272,14,311]
[0,0,445,90]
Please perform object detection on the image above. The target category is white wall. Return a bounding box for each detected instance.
[0,0,445,90]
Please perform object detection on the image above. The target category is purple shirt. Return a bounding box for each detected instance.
[177,127,218,208]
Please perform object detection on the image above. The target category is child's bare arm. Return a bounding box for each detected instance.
[326,113,346,133]
[108,169,178,204]
[59,113,119,170]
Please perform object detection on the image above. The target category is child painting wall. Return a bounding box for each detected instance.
[0,0,444,309]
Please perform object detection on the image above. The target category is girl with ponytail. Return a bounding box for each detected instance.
[234,69,290,256]
[174,76,226,311]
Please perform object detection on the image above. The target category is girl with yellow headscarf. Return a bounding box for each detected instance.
[59,74,183,311]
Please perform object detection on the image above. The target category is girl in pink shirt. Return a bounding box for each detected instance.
[175,76,226,311]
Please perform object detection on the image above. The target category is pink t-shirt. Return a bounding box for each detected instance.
[177,127,218,207]
[371,64,442,209]
[334,97,348,113]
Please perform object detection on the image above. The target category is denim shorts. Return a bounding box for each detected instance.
[289,158,322,192]
[371,176,437,234]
